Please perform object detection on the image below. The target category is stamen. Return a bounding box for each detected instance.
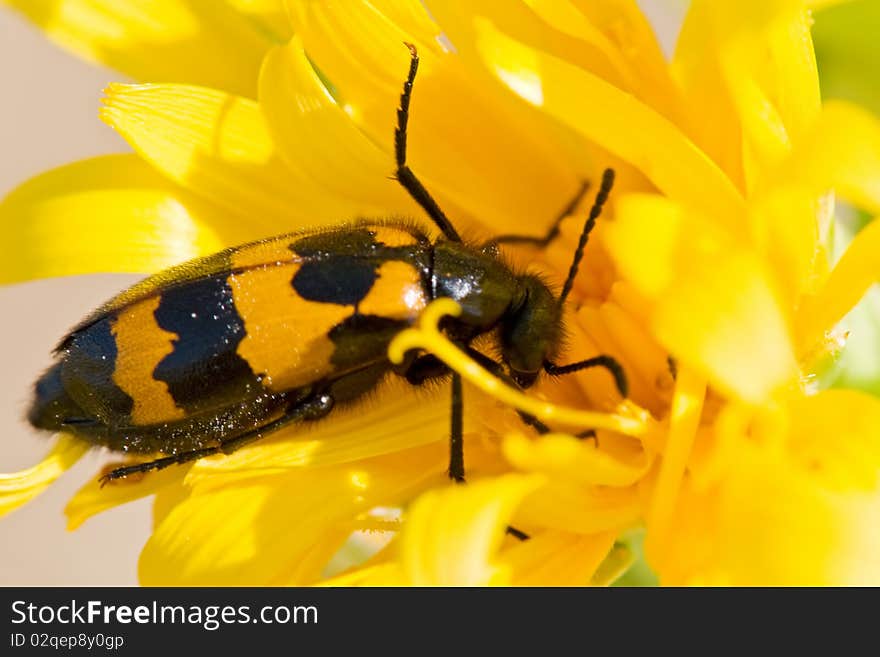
[0,434,88,518]
[388,299,651,437]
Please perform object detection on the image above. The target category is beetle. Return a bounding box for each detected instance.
[27,44,627,484]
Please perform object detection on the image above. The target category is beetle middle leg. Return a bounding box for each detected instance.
[403,351,529,539]
[99,394,335,484]
[400,353,466,483]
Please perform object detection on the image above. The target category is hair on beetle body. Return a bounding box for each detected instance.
[28,43,628,493]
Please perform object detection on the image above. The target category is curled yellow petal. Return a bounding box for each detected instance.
[388,299,651,437]
[400,474,545,585]
[499,529,618,586]
[503,432,651,487]
[0,435,88,518]
[513,480,641,535]
[3,0,272,97]
[0,155,229,283]
[65,465,187,531]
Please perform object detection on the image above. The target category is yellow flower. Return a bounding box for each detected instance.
[2,0,880,585]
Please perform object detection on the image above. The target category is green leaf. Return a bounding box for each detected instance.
[612,529,659,587]
[814,0,880,115]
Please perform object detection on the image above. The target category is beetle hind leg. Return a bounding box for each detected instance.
[99,394,335,484]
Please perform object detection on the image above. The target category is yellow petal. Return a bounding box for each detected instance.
[3,0,272,97]
[513,480,642,534]
[258,38,422,218]
[225,0,291,43]
[469,19,747,234]
[139,443,448,585]
[322,561,407,586]
[658,390,880,585]
[399,474,544,585]
[574,303,667,415]
[65,465,186,530]
[0,155,233,283]
[750,187,824,310]
[276,528,356,585]
[101,83,374,235]
[645,367,705,558]
[431,0,681,116]
[653,255,797,402]
[798,215,880,348]
[718,1,820,188]
[364,0,444,45]
[152,479,191,530]
[606,194,799,401]
[499,529,618,586]
[186,382,478,483]
[671,1,745,187]
[286,0,579,234]
[0,435,88,518]
[674,0,821,190]
[778,101,880,214]
[503,433,651,487]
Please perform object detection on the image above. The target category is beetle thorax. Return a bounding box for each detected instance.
[431,241,520,330]
[431,242,561,387]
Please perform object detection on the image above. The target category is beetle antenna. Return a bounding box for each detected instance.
[394,42,462,242]
[557,168,615,307]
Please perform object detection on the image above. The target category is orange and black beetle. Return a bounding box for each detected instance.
[28,45,626,484]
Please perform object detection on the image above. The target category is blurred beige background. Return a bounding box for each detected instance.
[0,9,148,585]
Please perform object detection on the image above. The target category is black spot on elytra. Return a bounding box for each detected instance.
[60,318,135,423]
[290,229,377,258]
[327,314,408,369]
[153,275,260,415]
[292,258,378,306]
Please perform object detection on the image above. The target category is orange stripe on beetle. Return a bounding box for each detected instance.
[110,296,185,425]
[359,260,428,319]
[229,264,353,391]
